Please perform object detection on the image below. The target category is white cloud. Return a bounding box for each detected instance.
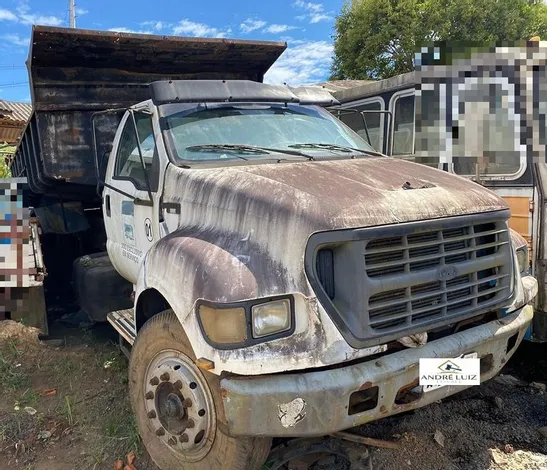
[264,40,333,86]
[172,19,231,38]
[279,36,308,45]
[108,27,154,34]
[263,24,297,34]
[19,13,63,26]
[240,18,267,33]
[141,21,168,31]
[294,1,324,13]
[0,4,63,26]
[76,8,89,16]
[309,13,332,23]
[293,1,333,24]
[2,33,27,47]
[0,8,18,21]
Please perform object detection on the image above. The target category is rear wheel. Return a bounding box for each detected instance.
[129,310,272,469]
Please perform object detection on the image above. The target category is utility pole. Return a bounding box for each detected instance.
[69,0,76,28]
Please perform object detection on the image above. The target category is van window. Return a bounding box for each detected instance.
[392,95,415,155]
[413,87,442,168]
[336,100,383,151]
[114,113,155,190]
[451,80,521,176]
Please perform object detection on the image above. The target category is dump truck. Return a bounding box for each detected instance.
[9,26,539,470]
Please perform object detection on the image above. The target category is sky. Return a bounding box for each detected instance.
[0,0,343,103]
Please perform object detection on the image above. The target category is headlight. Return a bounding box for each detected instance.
[516,247,529,274]
[198,305,247,344]
[252,299,291,338]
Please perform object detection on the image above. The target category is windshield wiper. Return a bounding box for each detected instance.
[185,144,314,160]
[288,143,382,156]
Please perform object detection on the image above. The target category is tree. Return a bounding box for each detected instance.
[0,144,14,178]
[331,0,547,80]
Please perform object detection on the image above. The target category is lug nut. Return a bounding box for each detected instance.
[145,391,154,400]
[160,372,170,382]
[185,418,195,429]
[168,437,177,446]
[173,380,183,390]
[179,433,189,443]
[156,427,165,436]
[147,410,157,419]
[182,398,192,408]
[150,377,160,386]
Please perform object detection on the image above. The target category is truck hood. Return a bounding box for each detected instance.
[164,156,507,233]
[148,156,510,324]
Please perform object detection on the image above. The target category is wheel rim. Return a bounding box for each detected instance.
[143,349,216,461]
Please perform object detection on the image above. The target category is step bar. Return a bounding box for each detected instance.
[107,308,136,346]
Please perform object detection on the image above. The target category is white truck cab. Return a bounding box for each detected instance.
[101,80,537,470]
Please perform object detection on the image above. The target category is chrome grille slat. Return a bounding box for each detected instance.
[365,240,509,272]
[363,219,512,332]
[368,253,506,294]
[363,228,507,255]
[368,272,509,312]
[370,285,506,326]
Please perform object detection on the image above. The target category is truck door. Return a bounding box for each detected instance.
[103,109,160,285]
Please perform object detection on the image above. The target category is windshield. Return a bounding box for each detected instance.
[162,103,377,163]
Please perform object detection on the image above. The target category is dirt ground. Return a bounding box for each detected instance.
[0,319,156,470]
[0,319,546,470]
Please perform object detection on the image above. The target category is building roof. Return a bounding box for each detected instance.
[0,100,32,125]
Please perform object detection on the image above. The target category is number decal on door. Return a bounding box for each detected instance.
[144,218,153,242]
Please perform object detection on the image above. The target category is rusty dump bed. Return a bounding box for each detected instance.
[11,25,286,200]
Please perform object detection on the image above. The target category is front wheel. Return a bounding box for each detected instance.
[129,310,272,470]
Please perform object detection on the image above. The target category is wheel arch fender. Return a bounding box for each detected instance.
[135,234,259,336]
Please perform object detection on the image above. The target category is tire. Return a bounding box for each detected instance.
[129,310,272,470]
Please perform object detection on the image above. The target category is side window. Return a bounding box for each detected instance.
[114,112,156,191]
[338,100,383,151]
[392,94,415,155]
[451,80,522,177]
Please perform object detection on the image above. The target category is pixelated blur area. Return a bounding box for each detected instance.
[0,179,33,317]
[414,40,547,176]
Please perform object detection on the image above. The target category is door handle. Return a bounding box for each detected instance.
[105,194,111,217]
[134,198,154,207]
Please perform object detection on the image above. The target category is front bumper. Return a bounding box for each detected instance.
[220,304,533,437]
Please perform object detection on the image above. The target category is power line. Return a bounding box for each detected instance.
[0,65,26,70]
[0,82,29,88]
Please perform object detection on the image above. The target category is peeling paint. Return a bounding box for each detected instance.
[278,397,306,428]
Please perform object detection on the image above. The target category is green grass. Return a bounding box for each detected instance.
[103,414,141,449]
[0,342,30,391]
[15,388,39,408]
[64,395,74,426]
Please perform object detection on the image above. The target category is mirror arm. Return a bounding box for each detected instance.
[130,110,154,203]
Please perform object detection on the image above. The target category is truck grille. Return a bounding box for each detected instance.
[306,211,514,348]
[365,222,511,330]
